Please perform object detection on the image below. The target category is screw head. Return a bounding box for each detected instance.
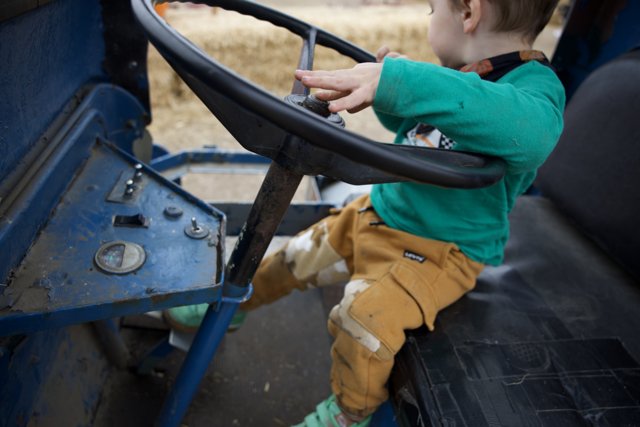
[163,206,183,219]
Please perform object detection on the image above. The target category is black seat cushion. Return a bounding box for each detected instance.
[536,49,640,280]
[391,50,640,426]
[391,196,640,426]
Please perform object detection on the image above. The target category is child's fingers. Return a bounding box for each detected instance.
[294,63,380,113]
[330,98,364,114]
[326,89,372,113]
[295,69,367,93]
[294,69,315,80]
[295,69,345,83]
[376,46,391,62]
[326,97,352,113]
[387,51,407,59]
[299,74,355,92]
[315,90,361,113]
[314,90,350,102]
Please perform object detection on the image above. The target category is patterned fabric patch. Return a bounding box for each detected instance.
[405,124,456,150]
[439,133,455,150]
[284,222,350,288]
[520,50,547,62]
[329,279,381,353]
[459,58,494,76]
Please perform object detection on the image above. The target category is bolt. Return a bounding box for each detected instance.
[163,205,183,219]
[133,163,143,181]
[191,217,202,232]
[124,179,135,198]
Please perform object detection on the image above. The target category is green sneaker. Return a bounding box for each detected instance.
[163,304,247,334]
[293,394,372,427]
[227,309,247,332]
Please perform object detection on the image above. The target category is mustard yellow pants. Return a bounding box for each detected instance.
[242,194,483,417]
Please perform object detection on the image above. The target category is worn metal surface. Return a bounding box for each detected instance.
[0,0,55,22]
[101,0,151,114]
[0,1,151,424]
[0,0,104,185]
[0,84,151,286]
[225,161,303,290]
[0,323,110,427]
[0,135,224,336]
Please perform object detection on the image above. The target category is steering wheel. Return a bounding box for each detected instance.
[132,0,505,189]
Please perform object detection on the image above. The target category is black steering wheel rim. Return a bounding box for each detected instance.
[132,0,506,188]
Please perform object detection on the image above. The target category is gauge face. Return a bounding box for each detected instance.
[95,241,146,274]
[100,243,126,267]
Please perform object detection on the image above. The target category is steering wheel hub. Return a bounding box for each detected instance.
[285,94,345,128]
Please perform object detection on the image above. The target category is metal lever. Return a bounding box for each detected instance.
[184,216,209,239]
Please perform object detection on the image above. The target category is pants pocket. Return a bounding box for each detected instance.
[346,266,425,360]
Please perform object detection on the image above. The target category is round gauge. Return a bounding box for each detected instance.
[94,241,146,274]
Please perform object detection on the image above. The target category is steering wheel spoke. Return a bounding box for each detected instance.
[292,27,317,95]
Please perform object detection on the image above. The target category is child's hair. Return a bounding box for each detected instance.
[449,0,561,42]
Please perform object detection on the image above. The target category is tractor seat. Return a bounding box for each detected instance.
[391,49,640,426]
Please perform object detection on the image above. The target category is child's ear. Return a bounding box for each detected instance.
[461,0,483,34]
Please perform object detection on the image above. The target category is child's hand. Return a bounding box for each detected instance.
[294,62,383,114]
[376,45,407,62]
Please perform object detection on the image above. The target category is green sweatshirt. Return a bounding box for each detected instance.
[371,58,566,265]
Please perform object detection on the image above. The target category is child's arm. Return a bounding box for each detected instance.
[296,58,565,173]
[374,58,565,173]
[373,46,408,133]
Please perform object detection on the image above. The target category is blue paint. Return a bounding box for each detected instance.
[555,0,640,99]
[0,0,106,184]
[137,336,175,375]
[0,85,149,289]
[371,401,399,427]
[0,121,226,335]
[0,2,120,422]
[0,329,65,427]
[150,149,271,172]
[156,301,240,427]
[25,325,111,426]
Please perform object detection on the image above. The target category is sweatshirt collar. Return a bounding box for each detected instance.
[459,50,551,82]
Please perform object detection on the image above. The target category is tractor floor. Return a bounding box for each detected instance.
[93,286,335,427]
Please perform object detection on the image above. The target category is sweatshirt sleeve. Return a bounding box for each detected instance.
[373,109,405,133]
[372,58,566,174]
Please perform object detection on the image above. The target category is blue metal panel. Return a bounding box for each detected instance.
[0,1,154,423]
[150,149,272,172]
[0,87,225,337]
[0,330,65,427]
[0,84,150,287]
[0,140,225,335]
[0,0,107,184]
[0,324,111,427]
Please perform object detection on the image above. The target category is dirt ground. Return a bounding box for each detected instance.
[146,1,562,201]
